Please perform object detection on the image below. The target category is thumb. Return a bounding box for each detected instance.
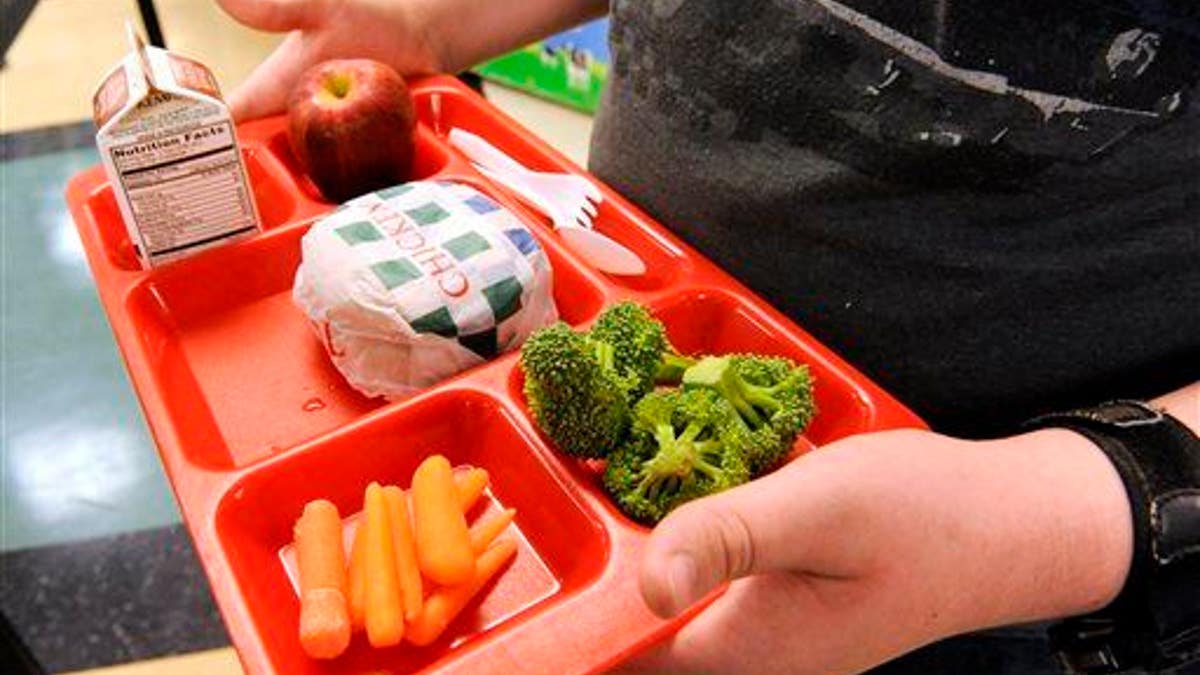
[639,457,860,618]
[216,0,330,32]
[226,31,313,122]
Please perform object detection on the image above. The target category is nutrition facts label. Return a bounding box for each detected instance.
[111,122,258,261]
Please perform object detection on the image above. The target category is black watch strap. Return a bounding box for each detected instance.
[1025,400,1200,674]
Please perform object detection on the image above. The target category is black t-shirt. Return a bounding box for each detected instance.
[589,0,1200,438]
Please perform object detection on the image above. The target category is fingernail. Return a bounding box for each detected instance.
[666,553,698,615]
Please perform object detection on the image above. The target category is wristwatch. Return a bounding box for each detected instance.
[1024,400,1200,674]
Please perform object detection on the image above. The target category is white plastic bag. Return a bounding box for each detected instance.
[294,181,557,399]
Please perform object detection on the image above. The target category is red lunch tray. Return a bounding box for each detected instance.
[65,75,926,675]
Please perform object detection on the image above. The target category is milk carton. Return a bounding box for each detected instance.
[92,25,260,267]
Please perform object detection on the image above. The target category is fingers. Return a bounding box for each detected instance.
[216,0,329,32]
[639,455,869,619]
[226,31,312,122]
[618,574,923,675]
[621,431,1012,674]
[618,576,817,675]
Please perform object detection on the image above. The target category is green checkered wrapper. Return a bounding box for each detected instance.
[294,180,558,398]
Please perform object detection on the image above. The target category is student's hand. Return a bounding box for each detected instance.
[614,428,1134,675]
[218,0,606,122]
[217,0,443,121]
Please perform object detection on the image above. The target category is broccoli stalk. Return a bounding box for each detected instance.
[637,417,724,500]
[654,350,698,386]
[682,356,780,428]
[593,339,617,373]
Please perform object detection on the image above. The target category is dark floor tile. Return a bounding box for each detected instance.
[1,121,95,161]
[0,525,230,673]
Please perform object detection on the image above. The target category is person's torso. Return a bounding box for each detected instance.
[590,0,1200,436]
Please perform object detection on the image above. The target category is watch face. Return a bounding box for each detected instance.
[1083,400,1165,426]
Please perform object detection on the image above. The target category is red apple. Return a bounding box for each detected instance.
[287,59,417,203]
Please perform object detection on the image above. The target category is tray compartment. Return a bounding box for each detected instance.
[81,148,300,271]
[262,121,451,208]
[244,145,302,231]
[125,227,381,470]
[213,388,609,674]
[413,86,687,291]
[124,177,611,471]
[508,287,885,526]
[651,288,877,445]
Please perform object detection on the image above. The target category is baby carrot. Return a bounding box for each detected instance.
[363,483,404,647]
[469,508,516,555]
[413,455,476,586]
[454,467,490,512]
[406,539,518,646]
[346,520,368,631]
[293,500,351,659]
[382,485,424,622]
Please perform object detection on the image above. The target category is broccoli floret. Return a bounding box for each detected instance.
[589,301,696,394]
[521,322,639,459]
[603,389,751,524]
[682,355,816,475]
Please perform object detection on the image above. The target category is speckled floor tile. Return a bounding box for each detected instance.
[2,146,180,553]
[0,524,228,673]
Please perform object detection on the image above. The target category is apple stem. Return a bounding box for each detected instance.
[327,74,352,99]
